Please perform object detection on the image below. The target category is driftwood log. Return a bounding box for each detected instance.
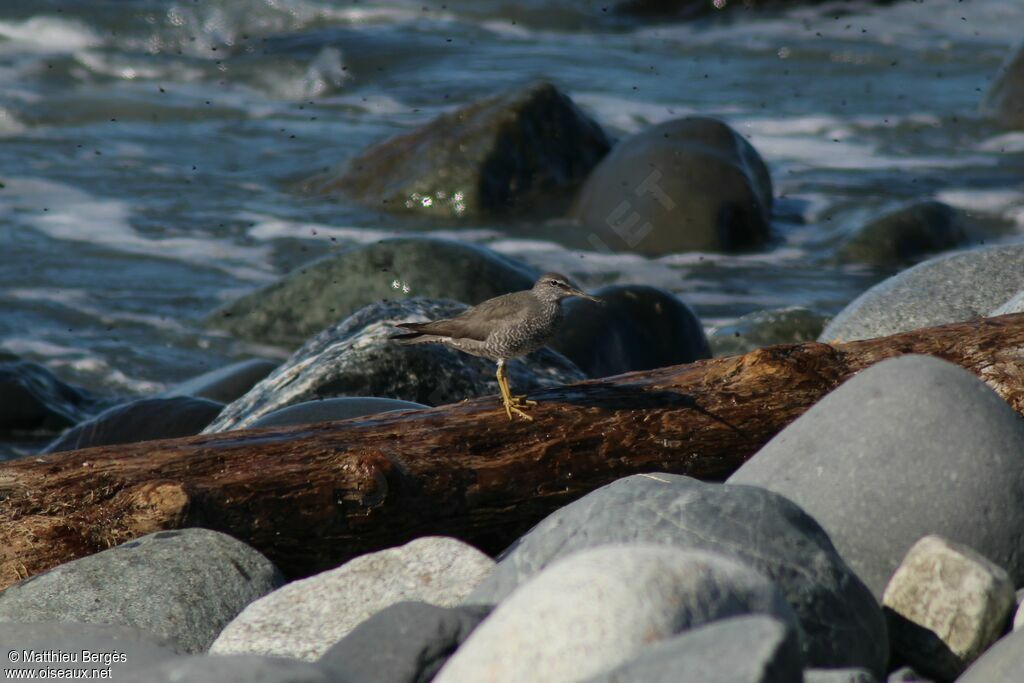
[2,313,1024,590]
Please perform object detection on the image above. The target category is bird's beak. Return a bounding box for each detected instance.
[570,288,602,304]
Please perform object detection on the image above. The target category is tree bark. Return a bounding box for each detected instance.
[2,313,1024,591]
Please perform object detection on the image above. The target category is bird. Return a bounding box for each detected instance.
[390,273,601,421]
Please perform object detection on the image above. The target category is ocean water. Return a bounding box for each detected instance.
[1,0,1023,454]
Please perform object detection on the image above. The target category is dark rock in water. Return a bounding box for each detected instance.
[466,473,887,675]
[570,117,772,255]
[708,306,828,357]
[728,355,1024,600]
[250,397,428,428]
[305,82,609,219]
[0,622,181,679]
[203,299,584,433]
[981,44,1024,130]
[162,359,278,403]
[839,201,967,268]
[550,284,710,378]
[206,238,539,348]
[957,628,1024,683]
[121,655,334,683]
[0,528,284,654]
[820,244,1024,342]
[0,360,98,433]
[42,395,223,453]
[581,615,802,683]
[318,601,492,683]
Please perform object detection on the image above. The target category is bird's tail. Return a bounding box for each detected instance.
[389,321,437,344]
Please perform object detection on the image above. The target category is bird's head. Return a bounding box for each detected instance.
[533,272,601,304]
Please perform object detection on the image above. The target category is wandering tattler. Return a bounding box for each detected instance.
[390,273,600,420]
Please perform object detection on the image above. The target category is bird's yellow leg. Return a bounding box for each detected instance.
[496,361,533,421]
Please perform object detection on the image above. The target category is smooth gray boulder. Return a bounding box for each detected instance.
[42,396,223,453]
[0,622,181,679]
[957,628,1024,682]
[708,306,828,357]
[210,537,494,662]
[990,290,1024,316]
[305,82,609,220]
[467,473,886,675]
[206,238,539,348]
[250,397,427,428]
[571,116,772,255]
[0,529,284,654]
[581,615,802,683]
[820,244,1024,342]
[437,545,798,683]
[550,284,710,377]
[0,360,99,433]
[838,201,966,268]
[121,655,334,683]
[318,601,492,683]
[162,359,278,403]
[729,355,1024,600]
[203,298,584,433]
[882,535,1015,682]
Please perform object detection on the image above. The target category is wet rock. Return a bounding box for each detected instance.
[437,545,798,683]
[708,306,828,357]
[250,397,427,428]
[203,298,584,433]
[958,628,1024,682]
[819,244,1024,342]
[305,82,609,219]
[42,395,223,453]
[206,238,539,348]
[318,602,492,683]
[0,529,284,654]
[0,360,98,433]
[581,615,803,683]
[728,355,1024,600]
[550,284,710,377]
[121,655,334,683]
[839,201,967,268]
[990,290,1024,316]
[981,44,1024,130]
[882,535,1014,682]
[0,622,181,679]
[805,669,878,683]
[467,473,886,675]
[210,537,494,662]
[161,359,278,403]
[570,116,772,255]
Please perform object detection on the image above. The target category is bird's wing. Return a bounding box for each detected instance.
[402,292,533,341]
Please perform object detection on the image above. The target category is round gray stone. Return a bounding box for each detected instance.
[42,396,223,453]
[981,43,1024,130]
[202,298,584,433]
[820,244,1024,342]
[957,628,1024,683]
[466,473,886,675]
[581,615,803,683]
[550,284,710,378]
[838,201,966,268]
[0,359,99,434]
[437,545,798,683]
[990,290,1024,316]
[570,116,772,255]
[205,238,540,348]
[210,537,495,662]
[728,354,1024,600]
[708,306,828,357]
[0,529,284,654]
[249,397,428,428]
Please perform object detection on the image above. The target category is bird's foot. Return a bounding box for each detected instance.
[502,396,534,421]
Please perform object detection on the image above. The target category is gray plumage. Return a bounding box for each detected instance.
[391,273,597,362]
